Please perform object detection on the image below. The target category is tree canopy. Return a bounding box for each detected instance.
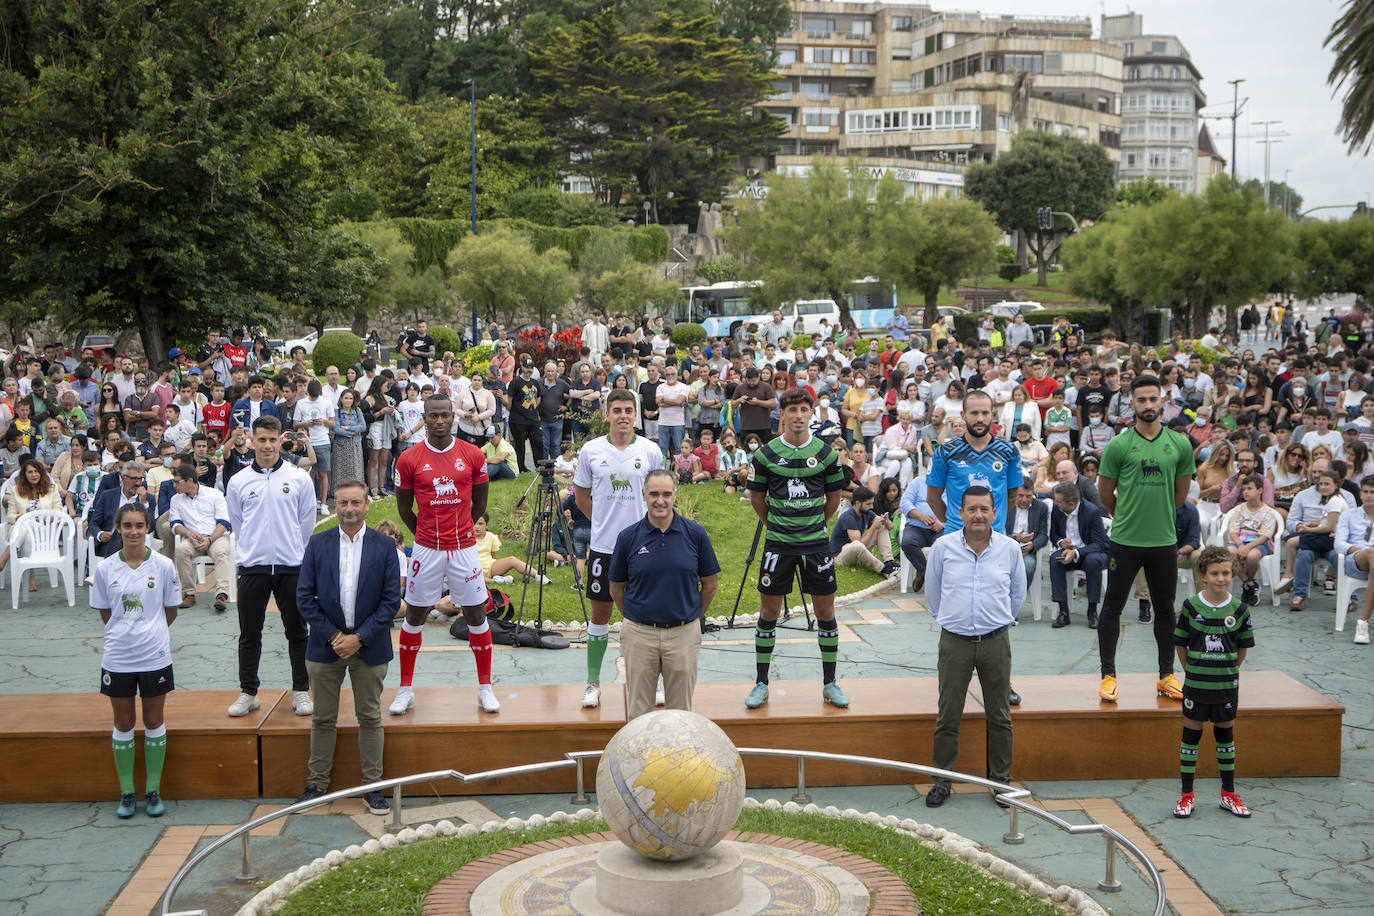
[1326,0,1374,154]
[964,132,1117,286]
[528,12,783,210]
[0,0,400,361]
[873,194,1000,326]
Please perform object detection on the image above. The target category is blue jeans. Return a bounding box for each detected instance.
[1294,546,1339,598]
[899,522,937,580]
[541,420,563,462]
[658,424,685,459]
[486,462,516,480]
[1022,550,1038,588]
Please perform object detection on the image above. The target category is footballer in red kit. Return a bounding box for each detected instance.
[392,395,500,714]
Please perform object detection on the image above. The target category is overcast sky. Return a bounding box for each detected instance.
[978,0,1373,216]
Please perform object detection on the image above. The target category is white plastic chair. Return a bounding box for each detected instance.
[1027,546,1048,621]
[175,532,237,602]
[1211,507,1282,606]
[9,510,77,609]
[1334,558,1364,632]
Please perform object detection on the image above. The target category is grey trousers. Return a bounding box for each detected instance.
[933,628,1013,789]
[305,656,388,789]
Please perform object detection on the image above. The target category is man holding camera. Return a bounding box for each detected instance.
[574,388,665,708]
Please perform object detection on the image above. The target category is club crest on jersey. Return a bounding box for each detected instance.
[454,459,466,472]
[591,581,601,593]
[992,460,1003,472]
[282,483,290,494]
[147,577,156,589]
[760,574,772,587]
[634,459,642,469]
[1225,615,1237,628]
[806,456,818,468]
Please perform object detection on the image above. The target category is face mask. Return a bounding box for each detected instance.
[748,443,759,452]
[1183,378,1195,389]
[163,457,173,467]
[85,467,100,478]
[826,376,837,386]
[855,378,865,387]
[1293,387,1306,398]
[1196,418,1209,427]
[1090,417,1102,427]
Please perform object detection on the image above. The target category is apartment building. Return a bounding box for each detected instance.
[1100,13,1205,192]
[754,3,1124,199]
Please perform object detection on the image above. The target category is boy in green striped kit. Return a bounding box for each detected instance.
[744,388,848,709]
[1171,546,1255,819]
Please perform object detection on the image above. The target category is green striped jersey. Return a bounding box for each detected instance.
[747,434,844,555]
[1172,594,1255,701]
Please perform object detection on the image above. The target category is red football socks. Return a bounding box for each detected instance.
[468,619,493,685]
[398,621,423,687]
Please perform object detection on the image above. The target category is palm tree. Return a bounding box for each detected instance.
[1327,0,1374,153]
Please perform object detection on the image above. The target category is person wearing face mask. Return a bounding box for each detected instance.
[1079,408,1114,460]
[1278,377,1316,425]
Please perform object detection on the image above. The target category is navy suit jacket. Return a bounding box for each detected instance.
[89,486,158,557]
[1049,499,1109,558]
[156,479,176,517]
[1006,499,1050,552]
[297,526,400,667]
[230,397,280,429]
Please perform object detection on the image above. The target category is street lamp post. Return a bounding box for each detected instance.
[467,78,479,348]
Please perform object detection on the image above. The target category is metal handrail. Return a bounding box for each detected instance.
[159,749,1165,916]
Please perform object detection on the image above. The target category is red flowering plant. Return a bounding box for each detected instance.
[515,326,551,366]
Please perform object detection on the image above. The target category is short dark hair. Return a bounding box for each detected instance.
[251,415,282,434]
[960,485,993,507]
[1131,374,1161,393]
[1195,545,1237,577]
[247,374,265,388]
[172,460,199,482]
[1052,481,1080,502]
[853,486,875,503]
[778,387,814,410]
[606,388,636,410]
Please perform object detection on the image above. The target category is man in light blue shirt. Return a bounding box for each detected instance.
[887,310,908,343]
[898,475,941,589]
[923,485,1023,809]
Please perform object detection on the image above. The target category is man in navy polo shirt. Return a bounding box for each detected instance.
[609,469,720,719]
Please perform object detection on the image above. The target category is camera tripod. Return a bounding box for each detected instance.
[512,461,589,632]
[727,518,814,632]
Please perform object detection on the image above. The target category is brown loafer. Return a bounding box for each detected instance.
[180,594,197,608]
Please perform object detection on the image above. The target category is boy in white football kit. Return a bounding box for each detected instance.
[93,503,183,819]
[393,395,498,714]
[574,388,665,707]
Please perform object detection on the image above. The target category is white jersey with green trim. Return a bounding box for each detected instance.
[573,435,665,554]
[92,550,181,673]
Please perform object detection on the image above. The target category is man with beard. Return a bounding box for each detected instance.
[1095,375,1197,705]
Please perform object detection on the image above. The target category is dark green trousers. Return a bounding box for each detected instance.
[933,628,1013,788]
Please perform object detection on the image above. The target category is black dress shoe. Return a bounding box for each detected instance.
[1087,609,1099,629]
[991,789,1011,809]
[1009,687,1021,706]
[1052,610,1070,628]
[925,784,951,808]
[1138,601,1152,623]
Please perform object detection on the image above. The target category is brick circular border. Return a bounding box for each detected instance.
[421,829,918,916]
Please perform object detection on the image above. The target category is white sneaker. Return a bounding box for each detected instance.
[477,684,501,713]
[654,679,666,707]
[1356,619,1371,645]
[292,691,314,716]
[581,682,601,708]
[427,609,443,621]
[537,574,552,585]
[492,575,514,584]
[227,693,261,717]
[389,686,415,715]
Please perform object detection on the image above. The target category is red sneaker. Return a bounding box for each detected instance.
[1219,790,1251,817]
[1173,792,1195,818]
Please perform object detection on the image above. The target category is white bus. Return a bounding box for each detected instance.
[673,279,898,338]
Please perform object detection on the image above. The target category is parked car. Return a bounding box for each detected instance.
[78,334,117,353]
[988,300,1046,317]
[281,327,353,356]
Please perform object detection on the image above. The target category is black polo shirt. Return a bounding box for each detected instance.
[609,513,720,625]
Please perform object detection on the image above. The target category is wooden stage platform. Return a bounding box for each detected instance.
[2,672,1343,802]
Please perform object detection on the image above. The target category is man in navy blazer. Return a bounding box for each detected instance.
[294,480,400,814]
[1006,480,1050,587]
[89,460,158,558]
[1048,480,1109,630]
[229,376,281,429]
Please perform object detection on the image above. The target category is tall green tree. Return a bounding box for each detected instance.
[873,191,1000,326]
[528,12,783,209]
[340,221,449,331]
[1119,179,1292,337]
[1326,0,1374,153]
[446,226,576,324]
[1242,178,1304,221]
[964,132,1117,287]
[0,0,400,361]
[1292,217,1374,301]
[722,159,878,328]
[1062,210,1145,337]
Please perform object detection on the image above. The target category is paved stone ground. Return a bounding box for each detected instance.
[5,323,1371,915]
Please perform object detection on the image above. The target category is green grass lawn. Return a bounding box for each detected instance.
[276,810,1062,916]
[900,270,1081,312]
[317,479,884,624]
